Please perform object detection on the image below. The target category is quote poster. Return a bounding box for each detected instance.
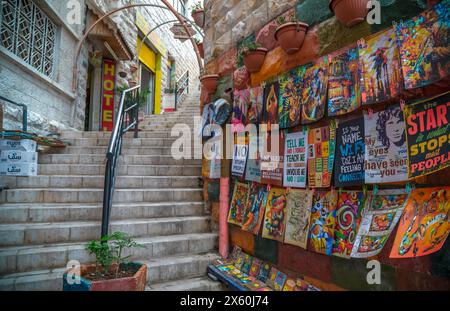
[283,130,308,188]
[231,143,248,179]
[284,189,314,249]
[245,134,261,183]
[261,130,285,186]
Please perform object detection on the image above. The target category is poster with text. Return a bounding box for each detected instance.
[335,117,365,187]
[228,182,250,226]
[262,81,280,129]
[232,89,249,130]
[242,183,269,235]
[390,187,450,258]
[231,143,248,178]
[262,187,287,242]
[261,130,285,186]
[245,134,261,182]
[284,189,314,249]
[404,92,450,178]
[278,66,306,129]
[283,130,308,188]
[248,86,264,124]
[351,189,409,258]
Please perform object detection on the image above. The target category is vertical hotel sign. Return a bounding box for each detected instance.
[101,59,116,131]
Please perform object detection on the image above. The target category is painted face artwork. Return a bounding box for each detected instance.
[232,89,250,130]
[248,86,264,124]
[242,183,268,235]
[262,81,280,129]
[228,182,250,227]
[262,187,287,242]
[278,66,306,129]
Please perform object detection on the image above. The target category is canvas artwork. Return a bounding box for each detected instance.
[328,45,361,117]
[284,189,314,249]
[308,190,338,255]
[301,57,329,125]
[232,89,250,129]
[266,267,279,289]
[282,279,297,291]
[248,86,264,124]
[358,28,403,105]
[242,183,269,235]
[241,253,253,274]
[395,0,450,90]
[231,143,248,178]
[332,191,365,258]
[307,121,337,188]
[351,189,409,258]
[228,182,250,226]
[245,134,261,183]
[262,187,287,242]
[278,66,306,129]
[390,187,450,258]
[260,130,285,187]
[283,130,308,188]
[364,104,408,183]
[249,258,262,277]
[257,262,271,283]
[274,271,288,291]
[262,81,280,129]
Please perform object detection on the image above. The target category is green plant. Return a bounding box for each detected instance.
[239,41,262,56]
[117,86,151,109]
[191,1,203,14]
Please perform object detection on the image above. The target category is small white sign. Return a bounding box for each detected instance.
[0,139,37,152]
[0,163,38,176]
[0,151,38,163]
[231,144,248,178]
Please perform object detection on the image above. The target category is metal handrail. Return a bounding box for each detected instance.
[175,71,189,110]
[0,95,28,131]
[101,85,141,238]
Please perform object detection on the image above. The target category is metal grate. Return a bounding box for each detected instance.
[1,0,56,77]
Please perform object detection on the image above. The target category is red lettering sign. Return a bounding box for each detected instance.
[101,59,116,131]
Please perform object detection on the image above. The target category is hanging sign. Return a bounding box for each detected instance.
[283,130,308,188]
[231,143,248,178]
[101,59,116,131]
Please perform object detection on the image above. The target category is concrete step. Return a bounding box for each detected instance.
[147,276,224,291]
[64,137,197,148]
[54,146,202,155]
[38,154,201,165]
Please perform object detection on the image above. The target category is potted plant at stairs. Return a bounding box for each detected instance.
[200,73,219,94]
[275,20,309,55]
[63,232,147,291]
[329,0,370,27]
[191,2,205,28]
[241,42,268,73]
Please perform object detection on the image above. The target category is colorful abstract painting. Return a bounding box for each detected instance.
[241,253,253,274]
[232,89,249,131]
[395,0,450,89]
[358,28,403,105]
[257,262,271,282]
[266,267,279,289]
[249,258,262,277]
[278,66,306,129]
[328,45,361,116]
[283,130,308,188]
[248,86,264,124]
[332,191,365,258]
[274,271,288,291]
[262,187,287,242]
[284,189,314,249]
[308,190,338,255]
[390,187,450,258]
[262,81,280,129]
[242,183,268,235]
[228,182,250,226]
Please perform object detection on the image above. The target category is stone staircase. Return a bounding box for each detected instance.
[0,92,223,291]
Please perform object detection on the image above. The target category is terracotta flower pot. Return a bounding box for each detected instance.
[329,0,369,27]
[200,74,219,94]
[275,22,309,55]
[63,262,147,291]
[243,48,268,73]
[192,9,205,28]
[197,42,204,59]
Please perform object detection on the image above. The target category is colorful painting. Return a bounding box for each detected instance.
[308,190,338,255]
[260,129,285,186]
[248,86,264,124]
[241,253,253,274]
[358,28,403,105]
[262,81,280,129]
[307,121,337,188]
[257,262,271,283]
[390,187,450,258]
[282,279,297,291]
[232,89,249,130]
[249,258,262,278]
[274,271,288,291]
[283,130,308,188]
[364,104,408,183]
[284,189,314,249]
[242,183,268,235]
[278,66,306,129]
[351,189,409,258]
[301,57,329,124]
[328,45,361,116]
[395,0,450,90]
[228,182,250,226]
[262,187,287,242]
[332,191,365,258]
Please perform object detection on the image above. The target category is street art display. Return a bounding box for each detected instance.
[282,279,297,291]
[260,130,285,186]
[334,117,365,187]
[257,262,271,283]
[390,187,450,258]
[274,271,288,291]
[358,28,403,105]
[283,130,308,188]
[248,86,264,124]
[231,142,248,178]
[307,121,337,188]
[262,81,280,129]
[232,89,249,130]
[249,258,262,277]
[308,190,338,255]
[266,267,280,289]
[301,57,329,124]
[228,182,250,226]
[245,135,261,183]
[395,0,450,90]
[327,45,361,117]
[278,66,306,129]
[262,187,287,242]
[404,92,450,178]
[284,189,314,249]
[241,253,253,274]
[351,189,409,258]
[332,191,365,258]
[364,104,408,183]
[242,183,269,235]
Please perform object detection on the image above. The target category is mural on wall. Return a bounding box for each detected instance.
[358,28,403,105]
[232,89,249,131]
[248,86,264,124]
[260,130,285,186]
[242,183,269,235]
[308,190,338,255]
[284,189,314,249]
[364,104,408,183]
[262,81,280,129]
[262,187,287,242]
[351,189,409,258]
[332,191,365,258]
[301,57,329,124]
[390,187,450,258]
[283,130,308,188]
[278,66,306,129]
[228,181,250,226]
[307,121,337,188]
[328,45,361,117]
[395,0,450,90]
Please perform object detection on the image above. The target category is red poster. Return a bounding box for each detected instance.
[101,59,116,131]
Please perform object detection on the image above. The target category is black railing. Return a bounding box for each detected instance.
[0,95,28,131]
[175,71,189,110]
[101,85,141,238]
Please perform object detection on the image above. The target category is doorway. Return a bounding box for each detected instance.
[140,64,155,115]
[84,64,95,131]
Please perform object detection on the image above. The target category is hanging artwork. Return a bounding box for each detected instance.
[307,121,337,188]
[301,57,329,124]
[231,142,248,178]
[228,181,250,226]
[308,190,338,255]
[262,187,287,242]
[358,28,403,105]
[332,191,365,258]
[242,183,268,235]
[283,130,308,188]
[248,86,264,124]
[351,189,409,258]
[328,45,361,117]
[245,134,261,183]
[262,81,280,129]
[404,92,450,178]
[278,66,306,129]
[232,89,249,130]
[334,117,365,187]
[260,130,285,186]
[395,0,450,90]
[364,104,408,183]
[284,189,314,249]
[390,187,450,258]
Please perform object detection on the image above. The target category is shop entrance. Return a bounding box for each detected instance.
[84,64,95,131]
[140,64,155,115]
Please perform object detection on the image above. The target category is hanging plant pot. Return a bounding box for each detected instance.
[274,22,309,55]
[197,42,204,59]
[243,48,268,73]
[192,9,205,28]
[329,0,369,27]
[200,74,219,94]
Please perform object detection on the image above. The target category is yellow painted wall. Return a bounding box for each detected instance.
[137,38,161,114]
